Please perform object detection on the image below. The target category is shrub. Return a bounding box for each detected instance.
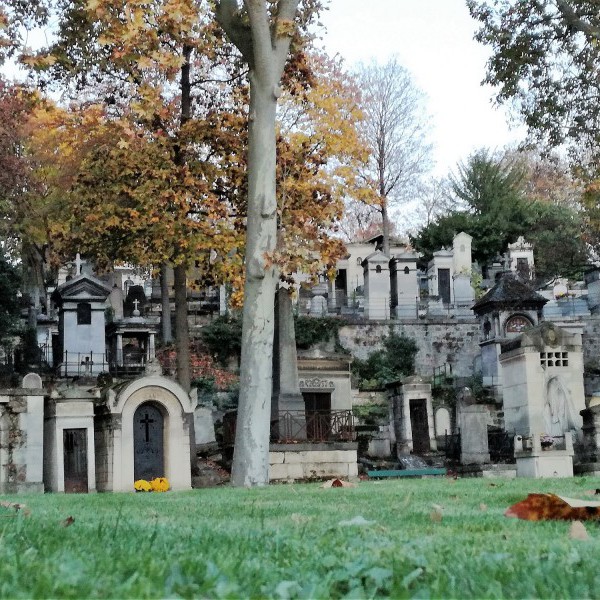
[352,329,418,390]
[294,316,345,349]
[200,315,242,366]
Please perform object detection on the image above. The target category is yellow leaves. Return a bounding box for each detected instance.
[85,0,101,12]
[275,18,296,38]
[20,53,57,70]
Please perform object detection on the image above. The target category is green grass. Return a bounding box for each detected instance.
[1,477,600,598]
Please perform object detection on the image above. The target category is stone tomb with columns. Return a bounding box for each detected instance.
[8,370,192,495]
[500,322,584,477]
[96,372,195,492]
[388,376,437,455]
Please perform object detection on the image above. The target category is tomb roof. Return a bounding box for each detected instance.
[472,272,547,315]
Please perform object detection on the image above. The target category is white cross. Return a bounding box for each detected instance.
[74,253,82,275]
[132,299,140,312]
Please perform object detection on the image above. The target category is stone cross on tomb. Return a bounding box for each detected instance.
[74,253,82,275]
[132,299,141,316]
[140,412,155,443]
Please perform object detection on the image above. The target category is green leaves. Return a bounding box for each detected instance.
[468,0,600,163]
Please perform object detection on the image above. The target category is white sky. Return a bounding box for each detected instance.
[319,0,526,176]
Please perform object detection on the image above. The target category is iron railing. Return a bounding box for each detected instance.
[488,429,515,463]
[222,409,355,447]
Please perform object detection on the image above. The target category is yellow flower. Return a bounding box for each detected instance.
[150,477,170,492]
[134,479,152,492]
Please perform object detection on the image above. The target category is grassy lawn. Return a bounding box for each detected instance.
[1,477,600,598]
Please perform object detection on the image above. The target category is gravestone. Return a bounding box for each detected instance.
[459,405,490,464]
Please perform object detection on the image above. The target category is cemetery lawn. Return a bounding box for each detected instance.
[2,477,600,598]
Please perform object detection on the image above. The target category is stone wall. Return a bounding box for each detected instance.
[338,320,481,379]
[0,387,44,494]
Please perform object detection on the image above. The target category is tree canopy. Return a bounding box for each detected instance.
[410,149,588,282]
[468,0,600,165]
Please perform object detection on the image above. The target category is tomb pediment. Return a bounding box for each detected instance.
[52,274,112,304]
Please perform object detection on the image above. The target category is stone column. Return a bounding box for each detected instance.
[116,334,123,366]
[272,288,305,440]
[148,333,155,361]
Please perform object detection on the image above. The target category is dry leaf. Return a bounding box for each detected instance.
[0,501,31,516]
[569,521,589,541]
[480,503,488,512]
[430,509,443,523]
[61,516,75,527]
[321,478,355,488]
[505,494,600,521]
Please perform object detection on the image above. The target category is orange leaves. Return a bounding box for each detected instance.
[505,494,600,521]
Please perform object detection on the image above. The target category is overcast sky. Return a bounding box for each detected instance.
[319,0,526,176]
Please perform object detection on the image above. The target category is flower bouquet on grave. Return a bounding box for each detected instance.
[540,434,554,449]
[134,479,152,492]
[150,477,170,492]
[134,477,170,492]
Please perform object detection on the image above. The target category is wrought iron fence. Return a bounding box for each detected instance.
[444,431,461,461]
[221,409,355,447]
[488,429,515,463]
[275,410,355,443]
[56,351,147,378]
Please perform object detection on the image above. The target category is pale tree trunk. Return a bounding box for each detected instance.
[230,72,279,486]
[216,0,299,486]
[159,263,172,343]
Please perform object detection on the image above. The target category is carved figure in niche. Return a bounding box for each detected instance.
[543,376,579,436]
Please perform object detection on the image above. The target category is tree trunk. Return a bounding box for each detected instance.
[172,45,193,393]
[159,263,172,343]
[230,72,279,487]
[173,263,191,392]
[381,200,391,256]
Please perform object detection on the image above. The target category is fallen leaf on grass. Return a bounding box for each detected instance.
[338,515,374,527]
[61,516,75,527]
[480,503,488,512]
[321,478,355,488]
[505,494,600,521]
[569,521,589,541]
[0,501,31,516]
[430,509,443,523]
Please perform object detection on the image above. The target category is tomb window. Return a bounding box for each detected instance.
[356,257,362,265]
[540,350,568,367]
[76,302,92,325]
[376,265,382,273]
[404,266,410,274]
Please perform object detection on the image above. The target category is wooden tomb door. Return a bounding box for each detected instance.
[63,428,88,493]
[409,399,431,454]
[134,403,164,481]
